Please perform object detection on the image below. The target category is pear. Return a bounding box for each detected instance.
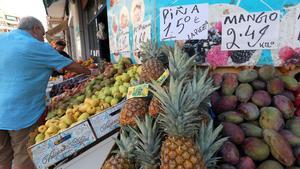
[73,105,80,112]
[45,119,60,127]
[123,83,131,88]
[65,108,74,116]
[61,115,74,126]
[121,73,130,82]
[110,98,119,106]
[98,93,106,100]
[119,85,128,94]
[38,125,48,133]
[73,111,81,121]
[103,87,111,96]
[58,121,68,130]
[111,86,119,95]
[84,98,93,105]
[56,108,65,117]
[77,113,90,122]
[113,92,123,100]
[103,103,110,109]
[105,96,113,104]
[115,75,123,82]
[45,126,59,136]
[90,98,100,107]
[86,106,96,115]
[35,133,45,143]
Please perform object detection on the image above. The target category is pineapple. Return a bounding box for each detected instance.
[139,41,166,83]
[129,115,162,169]
[150,44,218,168]
[196,121,228,169]
[148,96,161,117]
[120,97,149,126]
[102,128,136,169]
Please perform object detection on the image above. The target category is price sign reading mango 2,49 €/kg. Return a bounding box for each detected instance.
[221,11,280,51]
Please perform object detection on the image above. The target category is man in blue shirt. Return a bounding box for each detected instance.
[0,16,92,169]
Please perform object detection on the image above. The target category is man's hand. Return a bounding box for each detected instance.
[64,62,91,75]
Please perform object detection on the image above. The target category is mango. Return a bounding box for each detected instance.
[267,78,285,95]
[243,137,270,161]
[218,111,244,124]
[240,123,262,137]
[221,141,240,165]
[215,95,238,113]
[280,91,295,101]
[238,69,258,83]
[281,76,299,91]
[220,164,236,169]
[258,65,275,81]
[259,107,284,131]
[222,122,245,144]
[279,130,300,146]
[237,156,256,169]
[222,73,239,96]
[257,160,284,169]
[286,117,300,137]
[251,90,271,107]
[211,91,221,108]
[235,83,253,103]
[274,95,295,119]
[238,102,260,120]
[263,129,295,166]
[213,73,223,87]
[251,80,266,90]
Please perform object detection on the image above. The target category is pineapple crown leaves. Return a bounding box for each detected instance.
[166,43,196,81]
[128,115,162,168]
[112,127,137,160]
[140,40,163,63]
[196,121,228,169]
[150,77,202,138]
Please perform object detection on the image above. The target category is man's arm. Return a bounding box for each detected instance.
[64,62,91,75]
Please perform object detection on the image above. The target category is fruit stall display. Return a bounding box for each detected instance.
[101,42,227,169]
[33,57,141,144]
[211,65,300,168]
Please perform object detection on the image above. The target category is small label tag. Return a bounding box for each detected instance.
[157,69,169,85]
[127,84,149,99]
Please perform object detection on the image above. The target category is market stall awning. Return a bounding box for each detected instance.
[46,20,68,36]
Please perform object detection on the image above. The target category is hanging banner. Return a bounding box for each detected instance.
[133,20,151,51]
[160,3,209,41]
[221,11,280,51]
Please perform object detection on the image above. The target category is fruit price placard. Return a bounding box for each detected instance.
[221,11,280,51]
[157,69,170,85]
[89,100,125,139]
[127,84,149,99]
[29,121,96,169]
[160,3,209,41]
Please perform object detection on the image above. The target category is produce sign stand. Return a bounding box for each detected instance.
[28,121,96,169]
[89,99,126,139]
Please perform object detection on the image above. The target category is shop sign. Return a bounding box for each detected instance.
[160,3,209,41]
[29,121,96,169]
[89,100,125,138]
[294,8,300,47]
[222,11,280,51]
[133,20,151,51]
[127,84,149,99]
[118,28,130,52]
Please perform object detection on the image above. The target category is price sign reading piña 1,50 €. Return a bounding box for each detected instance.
[221,11,280,51]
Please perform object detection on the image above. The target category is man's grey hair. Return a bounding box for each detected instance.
[18,16,43,30]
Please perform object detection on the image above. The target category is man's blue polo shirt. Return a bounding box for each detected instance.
[0,29,73,130]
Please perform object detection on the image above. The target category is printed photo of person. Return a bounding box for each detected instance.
[131,0,145,26]
[120,6,130,30]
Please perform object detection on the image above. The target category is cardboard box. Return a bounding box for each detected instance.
[28,121,96,169]
[89,100,125,139]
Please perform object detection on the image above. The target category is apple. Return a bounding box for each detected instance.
[35,133,45,143]
[38,125,48,133]
[110,98,119,106]
[58,121,68,130]
[77,113,90,122]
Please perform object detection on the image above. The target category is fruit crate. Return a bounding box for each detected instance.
[27,120,96,169]
[89,100,126,139]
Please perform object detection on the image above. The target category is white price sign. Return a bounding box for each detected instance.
[221,11,280,51]
[118,28,130,52]
[294,8,300,47]
[133,20,151,51]
[160,4,209,41]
